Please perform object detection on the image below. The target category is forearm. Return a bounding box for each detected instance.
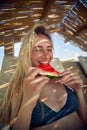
[12,103,33,130]
[76,89,87,124]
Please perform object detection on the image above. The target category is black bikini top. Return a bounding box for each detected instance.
[30,86,78,128]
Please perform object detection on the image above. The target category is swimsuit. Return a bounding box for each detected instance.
[30,86,78,128]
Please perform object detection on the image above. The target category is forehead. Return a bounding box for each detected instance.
[34,34,52,47]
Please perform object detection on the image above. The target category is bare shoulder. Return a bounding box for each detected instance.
[31,112,84,130]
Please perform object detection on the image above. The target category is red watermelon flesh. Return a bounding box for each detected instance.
[38,63,60,79]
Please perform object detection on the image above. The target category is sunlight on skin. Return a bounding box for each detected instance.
[22,95,39,108]
[40,93,67,105]
[15,93,19,96]
[35,39,51,45]
[34,37,53,54]
[52,123,59,129]
[39,92,68,112]
[52,89,56,93]
[9,117,17,127]
[21,94,68,113]
[3,116,18,129]
[40,97,48,102]
[58,93,67,102]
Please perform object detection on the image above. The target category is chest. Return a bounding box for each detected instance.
[39,81,67,112]
[40,81,67,111]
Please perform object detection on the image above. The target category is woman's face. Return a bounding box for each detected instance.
[31,34,53,67]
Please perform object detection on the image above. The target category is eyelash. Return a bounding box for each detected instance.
[33,48,53,53]
[47,49,52,52]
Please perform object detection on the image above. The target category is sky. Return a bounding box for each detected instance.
[51,33,87,60]
[0,33,87,71]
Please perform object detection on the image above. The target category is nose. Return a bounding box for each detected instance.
[42,50,49,59]
[43,49,48,55]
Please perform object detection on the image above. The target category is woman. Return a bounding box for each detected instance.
[0,23,87,130]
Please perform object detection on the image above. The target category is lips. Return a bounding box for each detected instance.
[38,63,60,79]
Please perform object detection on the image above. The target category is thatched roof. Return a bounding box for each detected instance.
[0,0,87,55]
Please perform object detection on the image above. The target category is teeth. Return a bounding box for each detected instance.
[40,62,48,64]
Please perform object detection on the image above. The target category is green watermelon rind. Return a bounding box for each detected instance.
[47,74,60,79]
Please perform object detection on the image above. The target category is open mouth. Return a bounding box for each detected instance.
[39,62,49,64]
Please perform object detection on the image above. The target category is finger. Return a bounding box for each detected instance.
[65,80,83,87]
[59,70,71,76]
[26,67,49,78]
[61,76,83,88]
[25,67,36,76]
[61,73,78,82]
[62,77,80,85]
[30,76,49,89]
[26,67,43,79]
[61,72,80,82]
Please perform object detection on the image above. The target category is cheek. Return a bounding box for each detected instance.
[50,53,53,59]
[32,54,39,61]
[31,53,40,66]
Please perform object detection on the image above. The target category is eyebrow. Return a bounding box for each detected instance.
[34,45,53,48]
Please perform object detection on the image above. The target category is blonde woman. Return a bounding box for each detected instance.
[0,23,87,130]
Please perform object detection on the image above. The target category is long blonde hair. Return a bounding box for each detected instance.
[0,22,50,125]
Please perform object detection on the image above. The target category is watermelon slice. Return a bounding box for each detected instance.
[38,63,60,79]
